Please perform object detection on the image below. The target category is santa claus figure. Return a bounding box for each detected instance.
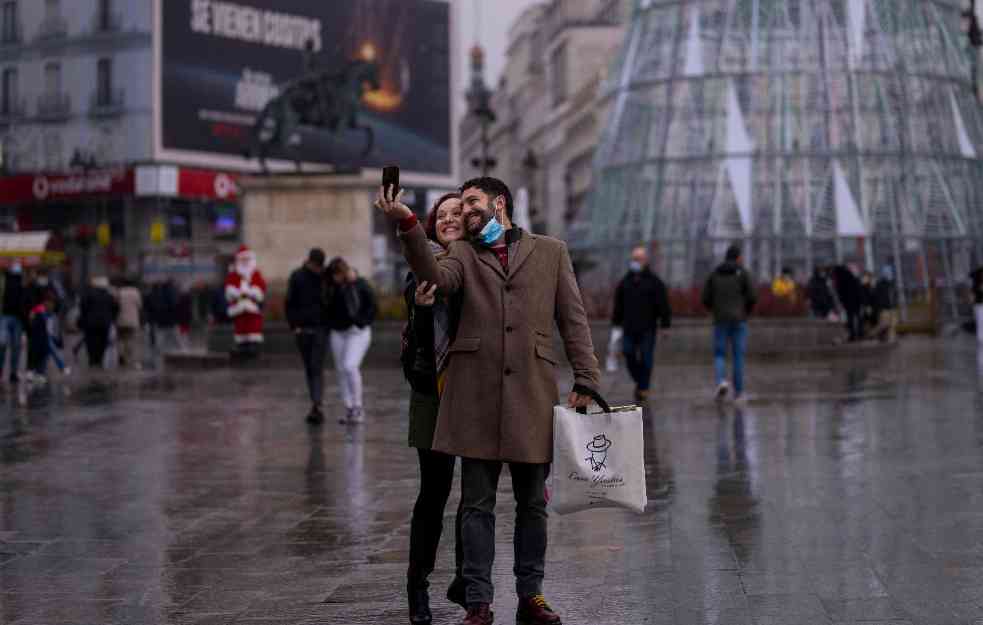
[225,245,267,354]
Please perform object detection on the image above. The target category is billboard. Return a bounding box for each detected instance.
[159,0,453,177]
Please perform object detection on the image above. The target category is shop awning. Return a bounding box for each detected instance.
[0,231,65,265]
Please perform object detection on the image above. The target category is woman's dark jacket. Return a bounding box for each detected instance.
[325,278,376,331]
[402,271,460,449]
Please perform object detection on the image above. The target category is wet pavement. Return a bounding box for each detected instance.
[1,337,982,625]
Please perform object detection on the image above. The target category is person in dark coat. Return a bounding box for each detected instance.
[78,277,119,368]
[832,265,864,342]
[325,257,376,425]
[611,244,672,402]
[971,267,983,346]
[0,263,28,382]
[872,265,898,342]
[806,267,835,319]
[285,248,328,424]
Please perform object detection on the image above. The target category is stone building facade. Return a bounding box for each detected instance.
[458,0,630,237]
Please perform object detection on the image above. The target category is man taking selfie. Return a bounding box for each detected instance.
[376,176,601,625]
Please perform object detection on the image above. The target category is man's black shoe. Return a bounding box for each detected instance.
[446,576,467,609]
[305,406,324,425]
[407,583,432,625]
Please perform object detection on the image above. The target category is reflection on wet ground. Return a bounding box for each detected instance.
[0,337,981,624]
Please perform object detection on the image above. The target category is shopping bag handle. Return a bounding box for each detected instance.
[576,389,612,414]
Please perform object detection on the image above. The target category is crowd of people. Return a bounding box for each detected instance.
[805,264,899,343]
[0,264,210,385]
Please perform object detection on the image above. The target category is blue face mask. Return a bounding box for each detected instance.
[478,214,504,246]
[629,261,643,273]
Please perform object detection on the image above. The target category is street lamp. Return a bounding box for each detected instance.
[466,46,497,176]
[963,0,983,100]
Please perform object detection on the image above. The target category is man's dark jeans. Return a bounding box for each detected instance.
[295,328,327,406]
[408,449,463,590]
[622,330,656,391]
[460,458,548,605]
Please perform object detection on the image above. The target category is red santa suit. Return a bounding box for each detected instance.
[225,245,267,344]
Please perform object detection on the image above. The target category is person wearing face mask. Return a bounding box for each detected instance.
[402,192,467,625]
[377,176,602,625]
[611,245,672,402]
[0,262,28,383]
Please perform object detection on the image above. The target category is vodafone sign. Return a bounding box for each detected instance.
[0,167,238,204]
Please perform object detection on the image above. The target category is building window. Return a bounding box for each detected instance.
[1,1,17,43]
[44,62,61,94]
[96,0,114,31]
[550,42,568,106]
[1,68,17,114]
[96,58,112,105]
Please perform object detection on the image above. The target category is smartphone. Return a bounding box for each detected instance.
[382,166,400,197]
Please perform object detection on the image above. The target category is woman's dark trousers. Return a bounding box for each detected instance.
[408,449,462,592]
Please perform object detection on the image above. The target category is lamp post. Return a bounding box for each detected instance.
[466,45,497,176]
[964,0,983,100]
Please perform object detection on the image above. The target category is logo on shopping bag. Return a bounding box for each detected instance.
[585,434,612,472]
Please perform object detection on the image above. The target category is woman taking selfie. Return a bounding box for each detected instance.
[403,193,467,624]
[325,257,376,424]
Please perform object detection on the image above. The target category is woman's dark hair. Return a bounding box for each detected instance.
[327,257,350,277]
[425,192,461,243]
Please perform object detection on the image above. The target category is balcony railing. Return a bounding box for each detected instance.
[92,11,122,34]
[0,98,26,124]
[37,92,71,121]
[37,15,69,41]
[89,88,124,118]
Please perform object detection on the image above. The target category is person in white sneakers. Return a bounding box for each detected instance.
[702,245,757,402]
[325,257,376,424]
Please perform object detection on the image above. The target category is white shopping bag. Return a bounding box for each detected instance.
[605,326,623,373]
[549,402,647,515]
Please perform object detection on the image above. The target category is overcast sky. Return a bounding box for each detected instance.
[455,0,540,120]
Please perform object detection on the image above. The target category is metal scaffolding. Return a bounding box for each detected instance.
[574,0,983,316]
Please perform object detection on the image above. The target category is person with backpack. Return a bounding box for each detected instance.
[702,244,757,403]
[401,193,468,625]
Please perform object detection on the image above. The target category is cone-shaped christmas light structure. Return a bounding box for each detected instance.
[577,0,983,315]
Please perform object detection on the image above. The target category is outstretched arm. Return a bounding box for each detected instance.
[374,185,464,294]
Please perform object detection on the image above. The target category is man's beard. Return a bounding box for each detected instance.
[465,208,493,237]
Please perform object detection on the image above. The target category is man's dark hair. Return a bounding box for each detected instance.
[308,248,326,267]
[460,176,513,220]
[726,244,742,262]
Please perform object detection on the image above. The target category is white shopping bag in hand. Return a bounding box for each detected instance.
[550,398,647,515]
[605,326,623,373]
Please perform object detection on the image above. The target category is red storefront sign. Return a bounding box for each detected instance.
[0,170,135,204]
[0,167,239,204]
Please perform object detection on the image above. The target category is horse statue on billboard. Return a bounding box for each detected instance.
[245,52,379,173]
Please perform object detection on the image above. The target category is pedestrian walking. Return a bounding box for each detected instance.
[285,248,328,425]
[832,265,864,342]
[25,291,58,384]
[115,278,143,368]
[611,245,671,402]
[806,267,835,320]
[872,266,898,343]
[972,266,983,347]
[326,257,376,425]
[78,276,119,369]
[147,279,181,353]
[402,193,467,625]
[0,262,28,383]
[702,244,757,402]
[377,176,602,625]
